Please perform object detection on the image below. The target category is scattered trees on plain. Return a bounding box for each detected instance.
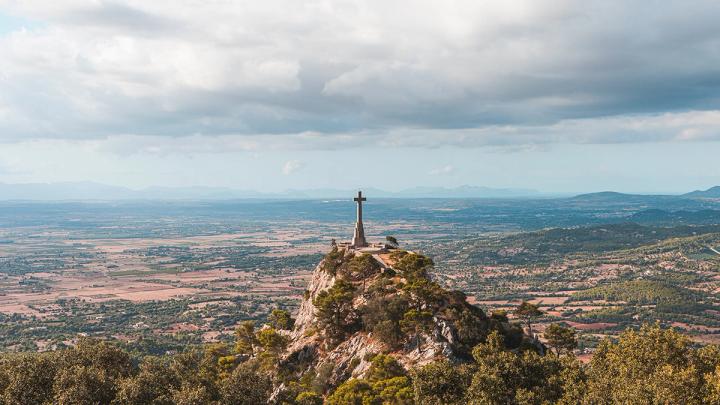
[514,301,543,334]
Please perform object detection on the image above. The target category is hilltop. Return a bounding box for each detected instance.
[685,186,720,198]
[277,247,529,388]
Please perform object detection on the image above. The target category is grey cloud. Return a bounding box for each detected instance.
[47,1,180,35]
[1,0,720,148]
[84,110,720,156]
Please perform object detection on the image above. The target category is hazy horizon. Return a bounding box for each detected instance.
[0,179,717,201]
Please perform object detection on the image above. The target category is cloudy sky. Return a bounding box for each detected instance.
[0,0,719,193]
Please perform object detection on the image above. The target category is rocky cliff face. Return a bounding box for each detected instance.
[279,248,524,391]
[290,258,336,341]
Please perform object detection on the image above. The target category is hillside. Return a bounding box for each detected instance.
[569,280,698,305]
[629,209,720,225]
[685,186,720,198]
[277,247,528,392]
[465,222,720,265]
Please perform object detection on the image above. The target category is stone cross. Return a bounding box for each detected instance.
[351,191,368,248]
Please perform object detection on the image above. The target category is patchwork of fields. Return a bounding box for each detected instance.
[1,197,720,354]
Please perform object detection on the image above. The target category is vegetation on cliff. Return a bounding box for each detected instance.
[310,248,518,357]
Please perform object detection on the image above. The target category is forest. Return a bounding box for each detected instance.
[1,321,720,404]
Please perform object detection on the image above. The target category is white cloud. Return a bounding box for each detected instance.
[429,165,455,176]
[0,0,718,149]
[282,159,304,175]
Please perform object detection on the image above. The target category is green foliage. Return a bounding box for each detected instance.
[234,320,257,355]
[256,328,288,353]
[361,294,409,349]
[52,339,133,405]
[295,390,323,405]
[447,304,490,353]
[3,320,720,405]
[218,362,272,405]
[466,331,585,404]
[54,365,116,405]
[394,253,434,280]
[490,310,508,323]
[514,301,543,320]
[400,309,434,350]
[372,376,413,404]
[358,250,492,354]
[571,279,698,304]
[514,301,543,333]
[543,324,578,355]
[264,364,329,404]
[326,379,374,405]
[159,350,220,402]
[412,360,469,405]
[313,280,358,342]
[114,356,177,405]
[374,320,405,350]
[269,308,295,330]
[341,253,381,284]
[401,277,445,311]
[574,306,631,323]
[706,366,720,404]
[321,247,346,275]
[366,354,406,382]
[585,323,717,404]
[66,338,134,378]
[171,384,213,405]
[326,355,411,405]
[467,223,720,264]
[201,343,234,379]
[0,352,58,405]
[0,339,134,405]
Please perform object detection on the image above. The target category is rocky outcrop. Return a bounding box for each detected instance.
[290,258,335,340]
[279,248,525,394]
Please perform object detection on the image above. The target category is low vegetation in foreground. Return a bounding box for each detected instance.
[2,323,720,404]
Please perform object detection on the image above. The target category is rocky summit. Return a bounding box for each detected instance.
[277,245,532,392]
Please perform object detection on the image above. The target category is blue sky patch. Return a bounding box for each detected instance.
[0,11,43,35]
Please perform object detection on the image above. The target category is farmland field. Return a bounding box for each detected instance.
[1,195,719,353]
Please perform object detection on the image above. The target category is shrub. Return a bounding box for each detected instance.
[218,363,271,405]
[543,324,577,355]
[366,354,406,382]
[321,247,345,276]
[313,280,359,342]
[268,308,295,330]
[295,390,323,405]
[413,360,468,405]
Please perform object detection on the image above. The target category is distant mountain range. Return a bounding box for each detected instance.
[569,186,720,202]
[0,182,542,201]
[684,186,720,198]
[0,182,719,201]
